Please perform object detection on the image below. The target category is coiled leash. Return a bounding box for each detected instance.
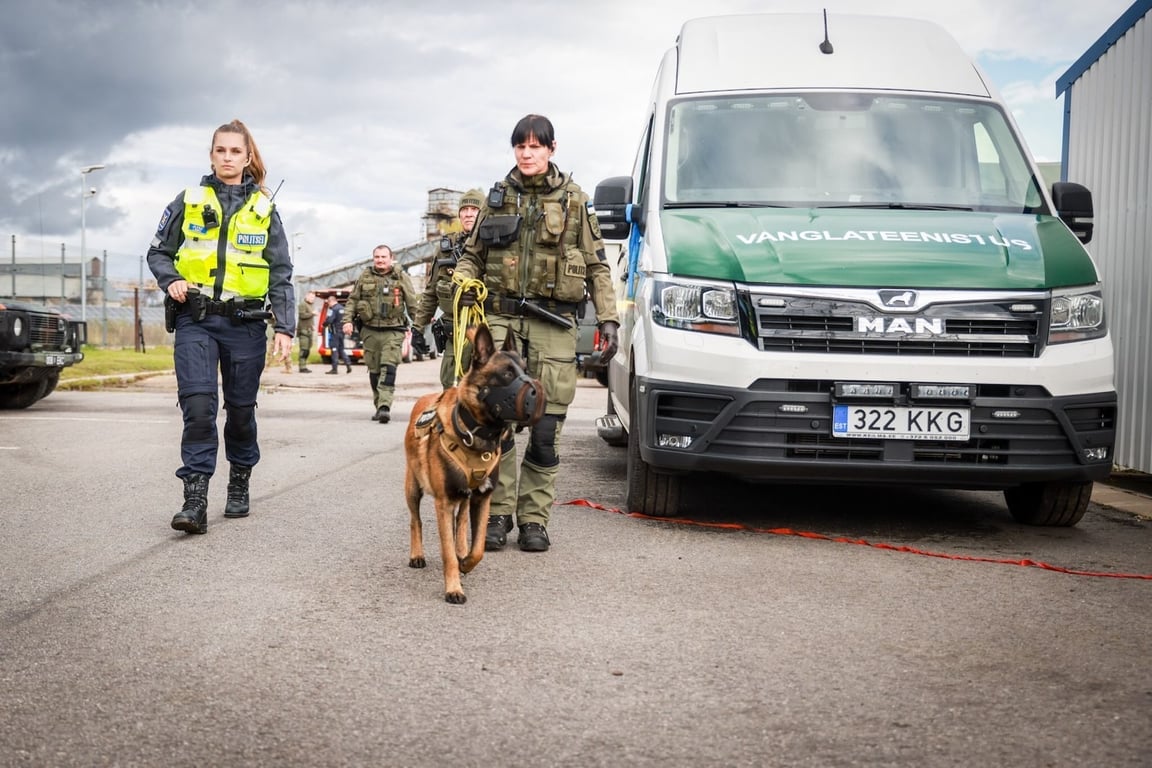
[451,274,488,382]
[562,499,1152,581]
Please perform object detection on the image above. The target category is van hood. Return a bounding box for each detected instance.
[659,208,1097,289]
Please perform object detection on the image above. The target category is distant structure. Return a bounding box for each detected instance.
[296,188,465,296]
[422,188,465,240]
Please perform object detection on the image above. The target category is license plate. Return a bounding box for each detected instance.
[832,405,970,441]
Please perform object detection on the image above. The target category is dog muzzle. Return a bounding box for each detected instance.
[480,368,545,425]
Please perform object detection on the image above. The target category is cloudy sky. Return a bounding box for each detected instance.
[0,0,1135,282]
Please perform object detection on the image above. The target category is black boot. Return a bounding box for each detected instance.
[485,514,514,550]
[370,373,381,420]
[223,465,252,518]
[171,473,209,534]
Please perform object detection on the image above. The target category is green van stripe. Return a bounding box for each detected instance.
[660,209,1097,288]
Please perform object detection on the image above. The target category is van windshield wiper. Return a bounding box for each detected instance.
[664,202,789,209]
[813,202,974,211]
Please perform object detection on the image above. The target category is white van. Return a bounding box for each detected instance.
[593,13,1116,526]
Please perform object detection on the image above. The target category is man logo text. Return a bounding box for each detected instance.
[856,317,944,335]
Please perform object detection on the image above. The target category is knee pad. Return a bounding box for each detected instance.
[182,393,216,442]
[382,364,397,387]
[525,414,563,468]
[223,403,256,444]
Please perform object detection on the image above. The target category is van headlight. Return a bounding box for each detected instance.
[1048,286,1106,344]
[652,277,740,336]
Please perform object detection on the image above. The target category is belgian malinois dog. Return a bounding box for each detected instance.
[404,324,544,603]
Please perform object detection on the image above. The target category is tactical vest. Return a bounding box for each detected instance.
[474,178,588,304]
[433,233,466,317]
[349,267,408,327]
[175,186,273,298]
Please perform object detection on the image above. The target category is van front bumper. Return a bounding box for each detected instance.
[635,375,1116,490]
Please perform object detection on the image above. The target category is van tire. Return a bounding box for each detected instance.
[626,383,681,517]
[1004,480,1092,527]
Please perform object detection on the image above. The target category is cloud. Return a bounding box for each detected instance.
[0,0,1135,279]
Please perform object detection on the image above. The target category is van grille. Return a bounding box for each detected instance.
[749,291,1044,357]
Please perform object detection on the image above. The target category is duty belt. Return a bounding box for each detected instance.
[484,296,579,317]
[177,294,270,324]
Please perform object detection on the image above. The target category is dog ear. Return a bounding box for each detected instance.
[471,323,495,368]
[502,333,517,353]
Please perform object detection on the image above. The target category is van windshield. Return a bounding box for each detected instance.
[664,93,1047,213]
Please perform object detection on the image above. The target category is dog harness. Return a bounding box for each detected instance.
[414,404,502,489]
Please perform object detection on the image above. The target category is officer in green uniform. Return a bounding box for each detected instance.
[454,114,619,552]
[413,188,483,389]
[296,290,316,372]
[342,245,417,423]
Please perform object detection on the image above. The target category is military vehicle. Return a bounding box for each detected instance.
[0,301,87,408]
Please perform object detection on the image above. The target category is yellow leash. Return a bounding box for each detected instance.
[450,274,487,382]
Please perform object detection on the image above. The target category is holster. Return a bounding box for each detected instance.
[430,317,449,353]
[164,296,178,332]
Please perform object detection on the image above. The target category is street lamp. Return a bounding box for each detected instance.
[80,164,106,322]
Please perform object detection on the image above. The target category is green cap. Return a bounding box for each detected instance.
[459,189,484,211]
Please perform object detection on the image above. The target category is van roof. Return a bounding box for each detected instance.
[675,13,991,98]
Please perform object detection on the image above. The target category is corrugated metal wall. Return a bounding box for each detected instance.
[1066,11,1152,473]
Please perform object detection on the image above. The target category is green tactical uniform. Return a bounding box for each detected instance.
[296,298,316,371]
[454,162,618,531]
[415,189,483,389]
[414,230,473,388]
[344,264,418,412]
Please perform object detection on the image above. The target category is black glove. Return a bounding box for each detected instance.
[598,320,619,364]
[411,328,430,354]
[456,287,479,308]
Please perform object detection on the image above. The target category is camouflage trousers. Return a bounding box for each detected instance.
[486,314,578,527]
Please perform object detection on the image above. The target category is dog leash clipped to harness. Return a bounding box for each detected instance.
[450,275,488,382]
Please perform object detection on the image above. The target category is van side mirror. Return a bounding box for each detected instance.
[1052,181,1094,244]
[593,176,634,240]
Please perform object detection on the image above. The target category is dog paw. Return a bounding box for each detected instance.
[409,557,427,569]
[445,591,467,604]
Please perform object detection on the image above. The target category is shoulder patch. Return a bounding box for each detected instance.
[586,201,602,241]
[157,208,171,232]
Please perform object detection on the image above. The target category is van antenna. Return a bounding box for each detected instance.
[819,9,834,55]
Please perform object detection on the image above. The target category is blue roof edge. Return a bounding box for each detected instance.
[1056,0,1152,96]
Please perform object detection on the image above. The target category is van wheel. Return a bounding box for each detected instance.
[626,383,680,517]
[1004,480,1092,527]
[595,370,609,387]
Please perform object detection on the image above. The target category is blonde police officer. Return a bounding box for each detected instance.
[146,119,296,535]
[453,114,619,552]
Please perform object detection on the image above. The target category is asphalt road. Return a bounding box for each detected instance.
[2,358,1151,767]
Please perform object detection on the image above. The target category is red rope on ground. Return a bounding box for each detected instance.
[561,498,1152,581]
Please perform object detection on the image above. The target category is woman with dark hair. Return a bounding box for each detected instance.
[146,119,296,535]
[453,114,620,553]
